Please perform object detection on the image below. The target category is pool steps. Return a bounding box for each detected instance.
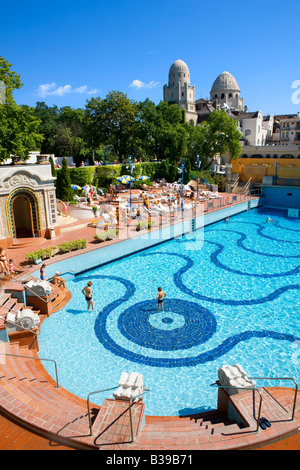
[0,341,299,450]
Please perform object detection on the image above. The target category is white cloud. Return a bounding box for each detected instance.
[129,79,160,90]
[37,82,101,98]
[74,85,88,94]
[87,88,101,95]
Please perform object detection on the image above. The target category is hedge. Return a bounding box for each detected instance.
[94,229,119,242]
[68,167,95,187]
[55,162,163,191]
[25,247,57,262]
[58,238,87,253]
[136,220,155,231]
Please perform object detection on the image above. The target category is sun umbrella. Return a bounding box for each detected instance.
[71,184,82,190]
[122,175,135,182]
[138,176,150,181]
[117,177,130,184]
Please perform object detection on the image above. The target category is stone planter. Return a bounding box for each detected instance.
[11,156,25,165]
[36,155,49,164]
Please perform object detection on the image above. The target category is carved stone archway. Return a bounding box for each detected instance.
[6,187,42,240]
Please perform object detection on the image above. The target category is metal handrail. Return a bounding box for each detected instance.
[9,269,57,305]
[243,177,253,195]
[12,261,39,283]
[212,375,298,431]
[87,387,118,435]
[249,376,298,421]
[211,382,263,432]
[0,314,39,336]
[86,387,150,440]
[128,389,150,442]
[231,177,240,191]
[0,352,59,388]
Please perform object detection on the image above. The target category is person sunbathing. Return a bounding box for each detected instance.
[0,248,9,274]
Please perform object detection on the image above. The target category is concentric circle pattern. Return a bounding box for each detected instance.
[92,210,300,368]
[39,208,300,416]
[118,299,216,351]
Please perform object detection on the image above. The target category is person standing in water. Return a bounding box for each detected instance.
[82,281,95,310]
[156,287,167,311]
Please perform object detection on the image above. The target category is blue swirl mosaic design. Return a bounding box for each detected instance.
[88,210,300,368]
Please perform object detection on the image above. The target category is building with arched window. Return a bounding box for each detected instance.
[0,159,58,248]
[163,59,198,125]
[210,71,244,112]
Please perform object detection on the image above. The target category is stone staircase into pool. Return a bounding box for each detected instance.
[0,341,299,450]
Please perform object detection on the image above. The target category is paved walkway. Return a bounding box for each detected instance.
[5,190,253,274]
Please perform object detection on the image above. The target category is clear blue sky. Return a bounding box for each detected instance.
[1,0,300,115]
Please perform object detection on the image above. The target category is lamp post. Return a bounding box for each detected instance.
[274,162,278,186]
[195,154,201,198]
[179,158,185,217]
[127,155,134,208]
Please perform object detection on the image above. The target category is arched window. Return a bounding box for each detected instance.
[245,129,252,137]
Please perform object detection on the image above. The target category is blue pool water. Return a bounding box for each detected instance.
[39,208,300,416]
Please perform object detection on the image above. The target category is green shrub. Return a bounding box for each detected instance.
[136,220,155,231]
[94,165,122,189]
[68,167,95,187]
[25,247,57,262]
[133,180,153,189]
[58,238,87,253]
[94,229,119,242]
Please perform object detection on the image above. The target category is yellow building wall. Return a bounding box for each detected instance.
[231,158,300,182]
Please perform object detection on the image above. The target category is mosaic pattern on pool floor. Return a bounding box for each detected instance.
[39,207,300,415]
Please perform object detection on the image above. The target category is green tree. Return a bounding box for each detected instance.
[85,91,139,162]
[49,155,56,177]
[54,107,88,166]
[183,157,191,184]
[0,56,43,161]
[34,102,60,154]
[204,110,242,160]
[55,157,74,202]
[0,56,23,105]
[0,104,43,160]
[137,99,189,162]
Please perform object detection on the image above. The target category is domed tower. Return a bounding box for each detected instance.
[210,71,244,112]
[163,59,197,124]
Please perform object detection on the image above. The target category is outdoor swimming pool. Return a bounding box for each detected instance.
[39,207,300,416]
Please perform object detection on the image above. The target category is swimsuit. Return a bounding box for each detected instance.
[158,299,163,304]
[86,296,92,302]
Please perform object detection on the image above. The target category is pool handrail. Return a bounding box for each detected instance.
[211,382,263,432]
[249,376,298,421]
[0,313,39,336]
[87,387,117,435]
[211,376,298,431]
[86,387,150,440]
[11,262,58,305]
[0,352,59,388]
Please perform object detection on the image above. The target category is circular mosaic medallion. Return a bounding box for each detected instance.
[118,299,216,351]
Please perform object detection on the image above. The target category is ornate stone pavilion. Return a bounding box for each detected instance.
[0,157,59,248]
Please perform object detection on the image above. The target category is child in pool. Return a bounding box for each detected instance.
[156,287,167,311]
